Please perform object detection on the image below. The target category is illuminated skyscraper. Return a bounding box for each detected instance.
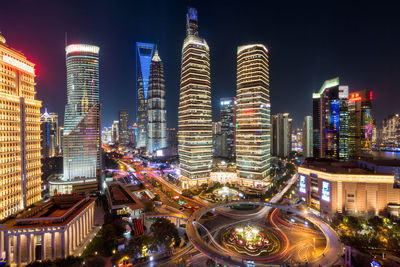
[119,109,129,145]
[382,114,400,147]
[236,44,271,187]
[178,7,212,188]
[147,48,167,155]
[271,113,292,157]
[59,126,64,154]
[41,108,58,158]
[136,42,155,149]
[112,120,119,144]
[348,90,373,158]
[63,44,101,180]
[302,115,313,158]
[312,78,349,161]
[49,112,60,154]
[0,33,42,219]
[220,97,237,158]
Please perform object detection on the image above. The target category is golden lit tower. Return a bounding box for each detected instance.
[0,33,42,219]
[236,44,271,187]
[178,7,212,188]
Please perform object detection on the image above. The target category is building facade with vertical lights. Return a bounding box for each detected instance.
[312,78,349,161]
[178,7,213,188]
[0,33,42,220]
[236,44,271,187]
[298,158,400,218]
[382,114,400,147]
[41,109,58,158]
[147,48,167,155]
[63,44,101,180]
[0,194,96,265]
[302,115,313,158]
[348,90,373,158]
[220,97,237,158]
[136,42,155,149]
[118,109,129,146]
[271,113,292,158]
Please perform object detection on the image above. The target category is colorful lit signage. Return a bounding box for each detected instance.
[2,54,34,74]
[299,175,306,193]
[321,181,330,202]
[349,92,362,102]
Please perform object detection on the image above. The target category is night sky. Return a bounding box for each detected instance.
[1,0,400,129]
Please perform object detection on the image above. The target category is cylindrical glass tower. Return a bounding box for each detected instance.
[63,44,101,180]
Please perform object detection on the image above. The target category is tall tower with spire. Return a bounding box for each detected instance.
[147,48,167,155]
[41,108,58,157]
[178,7,212,188]
[136,42,156,149]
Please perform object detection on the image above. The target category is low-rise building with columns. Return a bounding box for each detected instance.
[0,193,96,266]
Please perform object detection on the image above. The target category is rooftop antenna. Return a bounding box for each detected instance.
[65,32,68,47]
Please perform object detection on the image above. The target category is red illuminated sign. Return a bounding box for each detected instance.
[349,93,362,102]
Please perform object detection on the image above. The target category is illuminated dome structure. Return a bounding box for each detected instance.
[0,32,6,44]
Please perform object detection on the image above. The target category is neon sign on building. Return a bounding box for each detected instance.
[321,181,330,202]
[349,92,362,102]
[299,175,306,193]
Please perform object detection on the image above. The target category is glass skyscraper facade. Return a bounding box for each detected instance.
[302,115,313,158]
[178,7,213,188]
[147,48,167,154]
[271,113,292,157]
[236,44,271,187]
[63,44,101,180]
[119,109,129,145]
[40,108,58,158]
[136,42,155,149]
[220,97,236,158]
[312,78,349,161]
[348,90,373,158]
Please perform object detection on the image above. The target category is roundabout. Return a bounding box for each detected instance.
[186,199,343,266]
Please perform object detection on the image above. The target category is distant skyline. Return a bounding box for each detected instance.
[1,0,400,128]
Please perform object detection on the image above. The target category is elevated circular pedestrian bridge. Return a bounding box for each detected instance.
[186,200,342,267]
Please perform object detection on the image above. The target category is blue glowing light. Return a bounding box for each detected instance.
[188,8,198,21]
[330,100,339,130]
[136,42,155,100]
